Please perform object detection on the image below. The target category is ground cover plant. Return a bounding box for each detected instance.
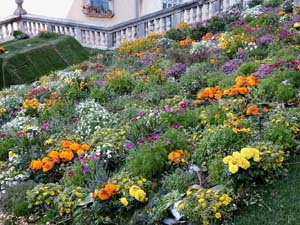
[0,1,299,224]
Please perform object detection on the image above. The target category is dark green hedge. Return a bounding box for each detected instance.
[0,35,90,88]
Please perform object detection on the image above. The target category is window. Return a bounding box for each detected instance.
[162,0,183,9]
[91,0,109,12]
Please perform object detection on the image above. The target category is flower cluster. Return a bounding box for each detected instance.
[27,183,62,210]
[92,183,119,201]
[197,86,223,101]
[166,63,187,80]
[56,186,88,216]
[224,76,259,97]
[246,105,260,116]
[168,149,188,163]
[29,141,90,173]
[179,188,234,225]
[223,147,262,174]
[179,39,194,48]
[22,98,39,110]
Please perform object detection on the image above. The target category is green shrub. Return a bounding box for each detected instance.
[160,128,190,152]
[0,137,18,161]
[106,75,135,95]
[263,124,297,149]
[90,87,109,104]
[165,28,186,41]
[160,109,199,129]
[238,63,258,75]
[193,126,249,165]
[126,142,167,179]
[189,25,208,41]
[208,156,225,186]
[248,0,263,8]
[2,181,35,217]
[160,168,196,194]
[264,0,284,7]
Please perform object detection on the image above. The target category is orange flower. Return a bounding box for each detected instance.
[70,143,81,152]
[30,160,43,172]
[76,149,85,155]
[278,11,285,16]
[136,52,143,57]
[97,189,110,201]
[0,47,5,53]
[179,39,193,48]
[61,140,72,151]
[263,107,269,113]
[97,183,118,201]
[197,86,223,101]
[209,58,217,65]
[59,151,74,163]
[48,150,60,164]
[246,105,260,116]
[168,150,185,163]
[42,160,54,172]
[81,144,90,151]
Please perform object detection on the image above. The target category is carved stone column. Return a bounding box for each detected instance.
[14,0,27,16]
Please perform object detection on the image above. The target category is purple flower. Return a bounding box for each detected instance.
[41,122,49,132]
[139,139,145,145]
[81,166,89,174]
[131,118,138,123]
[177,109,185,114]
[162,106,175,113]
[166,63,187,80]
[152,133,161,140]
[257,34,276,46]
[0,131,6,138]
[138,111,145,117]
[171,124,181,129]
[166,140,171,145]
[221,59,242,75]
[68,171,74,177]
[282,80,289,85]
[179,102,188,108]
[125,143,135,150]
[279,29,294,40]
[252,64,275,79]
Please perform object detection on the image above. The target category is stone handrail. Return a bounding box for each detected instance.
[0,0,250,49]
[0,15,20,42]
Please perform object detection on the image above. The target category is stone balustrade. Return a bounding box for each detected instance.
[0,0,249,49]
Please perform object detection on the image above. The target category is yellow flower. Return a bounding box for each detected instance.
[203,221,209,225]
[215,212,222,219]
[65,208,71,214]
[120,197,129,206]
[134,189,147,202]
[229,164,239,174]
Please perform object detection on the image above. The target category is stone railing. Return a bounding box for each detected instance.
[0,0,250,49]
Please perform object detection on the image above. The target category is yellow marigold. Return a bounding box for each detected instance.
[215,212,222,219]
[134,189,147,202]
[120,197,129,206]
[228,164,239,174]
[129,185,141,197]
[30,160,43,172]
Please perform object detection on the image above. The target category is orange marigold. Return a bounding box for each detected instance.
[30,160,43,172]
[97,189,110,201]
[61,140,72,151]
[42,160,54,172]
[197,86,223,101]
[168,150,185,163]
[246,105,260,116]
[59,151,74,163]
[48,150,60,164]
[81,144,90,151]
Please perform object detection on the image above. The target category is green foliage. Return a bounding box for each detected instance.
[2,181,35,216]
[263,124,297,149]
[165,28,186,41]
[189,25,208,41]
[126,142,167,179]
[106,75,135,95]
[238,63,258,75]
[264,0,285,7]
[90,87,109,104]
[248,0,264,8]
[193,126,249,165]
[0,137,18,161]
[38,31,59,39]
[208,156,225,186]
[0,35,90,88]
[160,109,199,129]
[160,128,190,152]
[160,168,196,194]
[63,86,87,102]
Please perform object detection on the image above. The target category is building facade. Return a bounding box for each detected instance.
[1,0,189,27]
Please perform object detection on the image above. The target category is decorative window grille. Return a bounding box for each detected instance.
[162,0,183,9]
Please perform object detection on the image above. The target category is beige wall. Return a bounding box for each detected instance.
[139,0,162,17]
[0,0,191,26]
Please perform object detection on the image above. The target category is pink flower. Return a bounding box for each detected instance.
[179,102,188,108]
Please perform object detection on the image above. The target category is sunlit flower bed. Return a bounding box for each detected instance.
[0,2,299,224]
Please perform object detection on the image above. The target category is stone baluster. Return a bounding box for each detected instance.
[184,9,191,23]
[166,16,172,31]
[155,18,160,34]
[116,31,121,46]
[27,22,32,35]
[191,7,197,23]
[0,26,3,40]
[81,30,86,43]
[14,0,27,16]
[100,32,106,47]
[4,24,9,39]
[127,27,132,41]
[159,17,165,33]
[196,5,202,22]
[132,26,137,40]
[95,32,100,46]
[202,3,209,21]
